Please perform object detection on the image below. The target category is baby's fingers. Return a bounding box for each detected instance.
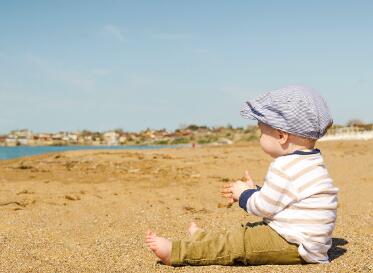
[222,183,233,188]
[221,192,233,199]
[220,186,233,199]
[220,188,233,196]
[228,197,235,204]
[220,183,232,192]
[244,170,252,182]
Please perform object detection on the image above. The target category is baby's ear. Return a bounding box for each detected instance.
[277,129,289,145]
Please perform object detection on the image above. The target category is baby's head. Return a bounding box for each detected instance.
[241,85,333,158]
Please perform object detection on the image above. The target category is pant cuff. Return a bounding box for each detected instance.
[170,240,183,266]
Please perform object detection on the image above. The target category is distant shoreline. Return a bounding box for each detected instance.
[0,144,187,160]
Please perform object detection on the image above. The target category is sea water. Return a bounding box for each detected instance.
[0,145,177,160]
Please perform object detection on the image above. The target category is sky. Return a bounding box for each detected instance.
[0,1,372,134]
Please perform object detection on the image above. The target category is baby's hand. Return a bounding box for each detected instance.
[242,170,255,189]
[221,183,235,204]
[220,170,256,204]
[230,180,253,201]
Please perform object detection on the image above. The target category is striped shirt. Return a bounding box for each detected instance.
[239,149,338,263]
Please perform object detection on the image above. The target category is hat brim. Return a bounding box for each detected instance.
[240,102,265,121]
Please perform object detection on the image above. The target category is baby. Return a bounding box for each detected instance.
[145,85,338,266]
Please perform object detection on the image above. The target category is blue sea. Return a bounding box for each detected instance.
[0,145,177,160]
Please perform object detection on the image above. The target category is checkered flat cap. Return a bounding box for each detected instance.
[240,85,333,139]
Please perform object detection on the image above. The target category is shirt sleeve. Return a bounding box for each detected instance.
[239,189,258,210]
[243,165,298,218]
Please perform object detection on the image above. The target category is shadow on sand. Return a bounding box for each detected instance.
[328,237,348,261]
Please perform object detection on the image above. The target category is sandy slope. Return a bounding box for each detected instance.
[0,141,372,272]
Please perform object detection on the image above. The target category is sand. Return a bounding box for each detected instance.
[0,141,372,272]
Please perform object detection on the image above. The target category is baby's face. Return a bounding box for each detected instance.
[258,122,284,158]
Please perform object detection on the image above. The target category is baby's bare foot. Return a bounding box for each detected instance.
[188,222,201,236]
[145,230,172,265]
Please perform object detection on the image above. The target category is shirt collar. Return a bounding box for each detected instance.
[286,148,321,156]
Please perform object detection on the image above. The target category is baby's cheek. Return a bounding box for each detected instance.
[259,136,267,150]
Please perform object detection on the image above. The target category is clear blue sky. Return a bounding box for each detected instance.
[0,1,372,133]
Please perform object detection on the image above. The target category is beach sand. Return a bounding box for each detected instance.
[0,141,372,272]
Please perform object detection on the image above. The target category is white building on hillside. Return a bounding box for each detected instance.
[103,131,119,145]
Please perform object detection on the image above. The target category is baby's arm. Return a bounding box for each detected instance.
[239,166,297,218]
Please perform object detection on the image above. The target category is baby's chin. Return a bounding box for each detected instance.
[260,147,281,158]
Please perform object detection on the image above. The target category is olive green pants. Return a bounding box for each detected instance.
[171,221,305,266]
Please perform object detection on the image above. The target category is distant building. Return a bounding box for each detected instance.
[12,129,33,139]
[17,138,30,145]
[52,133,64,141]
[119,135,127,144]
[0,135,6,145]
[37,133,52,141]
[5,137,17,146]
[103,131,119,145]
[83,135,93,144]
[7,130,34,146]
[67,133,78,144]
